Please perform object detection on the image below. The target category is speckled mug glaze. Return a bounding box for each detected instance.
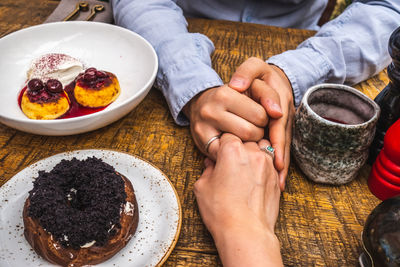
[292,84,380,185]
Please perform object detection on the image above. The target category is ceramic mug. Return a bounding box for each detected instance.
[292,83,380,185]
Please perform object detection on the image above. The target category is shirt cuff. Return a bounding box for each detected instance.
[267,47,331,106]
[157,57,223,126]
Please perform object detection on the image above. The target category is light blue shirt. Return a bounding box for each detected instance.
[112,0,400,125]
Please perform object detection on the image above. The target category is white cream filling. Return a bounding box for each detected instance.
[67,188,77,201]
[27,54,84,87]
[53,242,61,250]
[108,224,115,233]
[80,240,96,248]
[124,201,135,216]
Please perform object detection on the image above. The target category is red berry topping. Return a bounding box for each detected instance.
[84,71,97,82]
[77,68,112,89]
[85,67,97,73]
[46,79,63,93]
[27,79,44,92]
[96,71,107,78]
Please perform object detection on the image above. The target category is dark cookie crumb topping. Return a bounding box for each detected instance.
[27,157,126,249]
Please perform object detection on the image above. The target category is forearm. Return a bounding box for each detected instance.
[268,0,400,106]
[112,0,223,125]
[212,223,283,267]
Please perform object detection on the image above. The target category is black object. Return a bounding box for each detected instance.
[368,26,400,164]
[361,195,400,267]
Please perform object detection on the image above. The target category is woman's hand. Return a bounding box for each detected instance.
[194,133,283,267]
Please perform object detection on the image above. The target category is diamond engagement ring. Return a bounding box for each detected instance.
[261,146,275,160]
[204,134,222,153]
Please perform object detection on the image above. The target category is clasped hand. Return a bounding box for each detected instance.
[184,57,295,190]
[194,133,283,266]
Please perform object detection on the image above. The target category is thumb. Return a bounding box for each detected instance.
[229,75,251,93]
[228,57,269,92]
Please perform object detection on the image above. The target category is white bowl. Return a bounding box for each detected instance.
[0,22,158,135]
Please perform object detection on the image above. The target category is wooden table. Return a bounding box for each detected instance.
[0,0,390,266]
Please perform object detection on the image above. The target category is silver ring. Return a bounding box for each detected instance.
[205,134,221,153]
[261,146,275,160]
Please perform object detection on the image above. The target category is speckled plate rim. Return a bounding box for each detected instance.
[135,152,182,267]
[0,149,182,267]
[114,150,183,267]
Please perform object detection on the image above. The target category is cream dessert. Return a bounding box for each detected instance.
[27,53,84,87]
[73,67,121,108]
[21,78,70,120]
[19,54,121,120]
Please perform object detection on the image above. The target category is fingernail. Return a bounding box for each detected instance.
[230,78,246,88]
[272,103,282,113]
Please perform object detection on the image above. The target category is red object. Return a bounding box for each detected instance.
[368,118,400,200]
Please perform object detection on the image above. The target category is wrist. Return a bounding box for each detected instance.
[212,222,282,267]
[211,219,277,245]
[269,64,291,87]
[182,88,205,119]
[269,63,295,103]
[182,91,200,120]
[182,99,192,119]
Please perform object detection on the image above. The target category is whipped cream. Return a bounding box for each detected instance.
[108,224,115,233]
[27,53,84,87]
[124,201,135,216]
[80,240,96,248]
[66,188,77,201]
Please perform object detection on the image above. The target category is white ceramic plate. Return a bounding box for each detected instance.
[0,22,158,135]
[0,150,181,267]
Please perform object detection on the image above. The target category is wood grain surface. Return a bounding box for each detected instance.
[0,1,388,266]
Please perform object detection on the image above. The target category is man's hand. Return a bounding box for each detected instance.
[228,57,295,190]
[183,84,282,159]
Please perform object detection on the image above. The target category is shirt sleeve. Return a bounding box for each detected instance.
[267,0,400,106]
[112,0,223,125]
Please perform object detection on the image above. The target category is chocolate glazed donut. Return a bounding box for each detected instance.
[23,173,139,267]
